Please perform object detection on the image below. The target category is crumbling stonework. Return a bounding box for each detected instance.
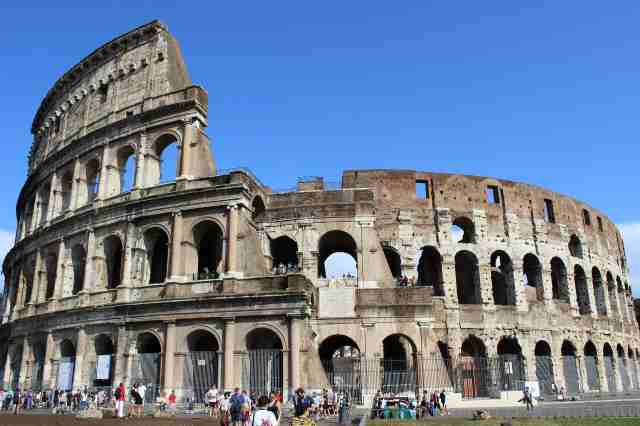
[1,21,638,403]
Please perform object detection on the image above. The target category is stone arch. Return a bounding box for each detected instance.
[58,338,76,390]
[143,227,169,284]
[184,329,221,400]
[569,234,583,258]
[71,244,86,295]
[186,329,220,352]
[382,334,418,393]
[318,230,358,279]
[115,144,137,193]
[318,334,361,400]
[59,169,74,212]
[150,133,181,185]
[103,235,123,289]
[523,253,544,302]
[137,332,163,354]
[616,276,626,320]
[383,246,401,280]
[270,235,299,272]
[417,246,443,295]
[561,340,580,394]
[584,340,601,391]
[535,340,552,357]
[251,196,266,222]
[44,250,58,300]
[603,342,616,392]
[93,334,115,386]
[319,335,360,361]
[490,250,515,306]
[246,327,285,351]
[452,216,475,243]
[38,181,51,225]
[551,257,569,302]
[607,271,619,319]
[83,157,101,205]
[574,265,590,315]
[496,336,525,391]
[455,250,481,304]
[461,335,487,357]
[592,267,607,316]
[193,220,224,279]
[133,332,163,392]
[245,327,285,394]
[617,343,631,390]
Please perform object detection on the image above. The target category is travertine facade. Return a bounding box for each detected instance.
[1,21,638,403]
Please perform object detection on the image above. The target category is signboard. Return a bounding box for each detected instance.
[197,359,206,366]
[96,355,112,380]
[57,359,75,391]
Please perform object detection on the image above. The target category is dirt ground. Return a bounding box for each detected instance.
[0,414,223,426]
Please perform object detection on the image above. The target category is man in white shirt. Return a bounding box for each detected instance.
[206,386,219,417]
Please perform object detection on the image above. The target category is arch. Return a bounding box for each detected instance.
[617,343,631,390]
[60,170,74,212]
[71,244,86,295]
[574,265,591,315]
[461,335,486,357]
[251,196,266,222]
[603,343,616,391]
[455,250,481,304]
[497,336,522,356]
[319,335,360,361]
[44,251,58,300]
[629,347,638,390]
[187,329,220,352]
[584,340,601,391]
[535,340,552,357]
[22,259,36,305]
[60,339,76,358]
[569,234,583,258]
[184,329,220,401]
[193,220,224,279]
[133,332,163,396]
[270,236,299,272]
[84,158,101,204]
[103,235,123,289]
[607,271,619,319]
[38,182,51,225]
[318,230,358,278]
[382,334,417,394]
[144,227,169,284]
[93,334,115,386]
[496,336,525,391]
[523,253,544,302]
[417,246,443,295]
[116,144,137,193]
[383,246,401,280]
[561,340,580,393]
[490,250,515,306]
[246,328,284,350]
[137,332,162,354]
[561,340,577,356]
[452,217,475,243]
[95,334,115,355]
[31,341,46,391]
[153,133,180,185]
[245,327,284,394]
[551,257,569,302]
[592,267,607,316]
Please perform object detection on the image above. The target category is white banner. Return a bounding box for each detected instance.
[96,355,112,380]
[57,359,75,390]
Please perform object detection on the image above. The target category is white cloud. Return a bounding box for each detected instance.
[619,222,640,297]
[0,229,15,291]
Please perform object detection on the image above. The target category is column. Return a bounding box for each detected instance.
[169,212,183,281]
[289,316,302,392]
[596,353,608,392]
[53,239,66,301]
[41,332,55,389]
[585,275,598,319]
[97,145,110,200]
[2,345,11,385]
[70,157,81,211]
[114,325,128,385]
[134,132,147,189]
[226,205,238,275]
[121,221,136,287]
[178,119,194,179]
[36,248,47,304]
[163,321,176,392]
[83,230,95,292]
[47,172,58,222]
[223,319,235,391]
[30,251,43,306]
[18,338,31,388]
[73,328,87,389]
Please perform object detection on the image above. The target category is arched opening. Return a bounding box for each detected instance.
[603,343,616,392]
[455,250,481,304]
[71,244,86,295]
[319,335,361,403]
[144,228,169,284]
[10,345,23,391]
[574,265,591,316]
[551,257,569,302]
[60,171,74,212]
[156,134,180,184]
[93,334,115,387]
[523,253,544,302]
[38,183,50,225]
[103,235,123,289]
[607,272,619,319]
[417,246,443,295]
[382,334,417,394]
[534,341,554,396]
[460,336,488,398]
[617,344,630,391]
[44,252,58,300]
[57,339,76,391]
[561,340,579,394]
[117,145,137,193]
[193,221,224,280]
[318,230,358,279]
[245,328,284,395]
[252,196,266,222]
[31,342,46,391]
[383,247,401,280]
[617,277,627,322]
[496,337,525,390]
[133,333,162,402]
[85,158,100,204]
[583,341,600,391]
[628,347,638,390]
[592,267,607,316]
[184,330,220,402]
[451,217,475,243]
[490,251,515,306]
[22,260,35,305]
[270,236,299,273]
[569,235,583,258]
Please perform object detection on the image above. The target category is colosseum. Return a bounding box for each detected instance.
[1,20,638,406]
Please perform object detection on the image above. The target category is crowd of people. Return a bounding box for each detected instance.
[372,389,449,419]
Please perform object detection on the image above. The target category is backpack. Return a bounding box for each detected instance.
[114,388,122,400]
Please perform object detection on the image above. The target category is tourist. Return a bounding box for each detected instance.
[267,392,281,425]
[229,388,244,426]
[138,382,147,406]
[130,383,143,417]
[439,390,449,415]
[206,385,219,417]
[338,391,350,425]
[168,390,177,412]
[115,382,126,418]
[252,395,278,426]
[519,387,534,411]
[293,387,309,417]
[419,391,429,418]
[13,388,22,415]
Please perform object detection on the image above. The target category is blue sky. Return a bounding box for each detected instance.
[1,2,640,290]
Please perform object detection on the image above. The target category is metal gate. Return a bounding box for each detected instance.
[584,356,600,391]
[604,356,616,392]
[416,355,455,392]
[459,357,491,398]
[30,357,45,391]
[619,356,630,391]
[183,351,218,403]
[629,360,638,390]
[322,357,362,404]
[381,358,417,395]
[562,356,580,394]
[241,350,283,396]
[496,355,526,391]
[130,353,162,403]
[535,356,555,396]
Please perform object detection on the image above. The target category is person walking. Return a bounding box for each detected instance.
[229,388,244,426]
[338,391,351,425]
[439,390,449,415]
[206,385,219,417]
[131,384,143,418]
[519,387,534,411]
[115,382,126,418]
[251,395,278,426]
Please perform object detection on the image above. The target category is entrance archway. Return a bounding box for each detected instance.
[490,251,515,305]
[93,334,115,388]
[574,266,591,315]
[561,341,580,394]
[57,339,76,391]
[417,246,443,295]
[617,344,630,391]
[455,251,481,304]
[271,236,299,272]
[551,257,569,302]
[583,341,600,391]
[183,330,220,403]
[382,334,417,394]
[603,343,616,392]
[144,228,169,284]
[103,235,123,289]
[460,336,488,398]
[132,332,162,402]
[245,328,284,395]
[319,335,361,403]
[534,341,554,395]
[496,337,525,391]
[193,221,224,279]
[31,342,46,391]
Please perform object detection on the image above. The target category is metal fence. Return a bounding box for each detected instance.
[182,351,219,404]
[584,356,601,391]
[130,353,162,403]
[535,356,554,395]
[562,356,581,394]
[241,350,284,396]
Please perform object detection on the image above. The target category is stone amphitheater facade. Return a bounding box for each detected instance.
[1,21,638,404]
